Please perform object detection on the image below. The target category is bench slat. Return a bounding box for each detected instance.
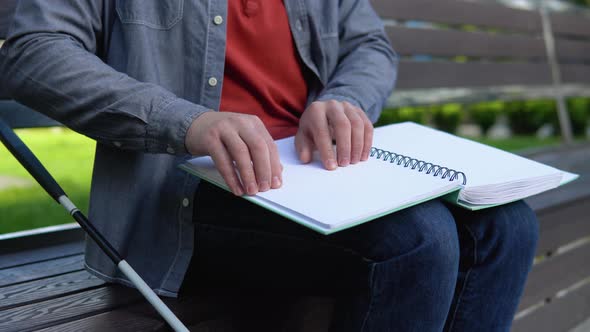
[34,309,164,332]
[551,11,590,38]
[535,198,590,256]
[385,26,547,59]
[561,64,590,84]
[0,254,84,287]
[519,240,590,311]
[513,277,590,332]
[397,60,552,89]
[0,270,104,311]
[0,101,61,129]
[0,285,142,332]
[0,242,84,270]
[556,39,590,62]
[371,0,542,33]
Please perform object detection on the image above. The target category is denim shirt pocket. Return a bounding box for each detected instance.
[116,0,184,30]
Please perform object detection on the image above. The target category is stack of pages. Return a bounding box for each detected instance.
[181,122,578,234]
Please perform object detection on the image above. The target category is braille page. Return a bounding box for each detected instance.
[181,133,460,233]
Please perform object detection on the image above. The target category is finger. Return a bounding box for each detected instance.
[343,102,364,164]
[327,102,351,167]
[240,126,272,192]
[221,131,258,195]
[360,111,374,161]
[295,130,314,164]
[259,128,283,189]
[208,139,244,196]
[312,112,338,170]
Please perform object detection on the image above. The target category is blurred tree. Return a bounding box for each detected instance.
[567,0,590,6]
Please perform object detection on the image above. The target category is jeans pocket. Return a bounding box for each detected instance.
[116,0,184,29]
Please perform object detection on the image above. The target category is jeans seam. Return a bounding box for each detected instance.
[360,263,377,332]
[447,223,478,332]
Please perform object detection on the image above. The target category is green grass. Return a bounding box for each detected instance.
[471,136,563,151]
[0,128,579,234]
[0,128,95,234]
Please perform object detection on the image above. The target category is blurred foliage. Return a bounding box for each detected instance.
[568,0,590,6]
[431,103,464,134]
[376,106,429,126]
[468,101,503,135]
[377,97,590,137]
[562,97,590,136]
[505,99,555,135]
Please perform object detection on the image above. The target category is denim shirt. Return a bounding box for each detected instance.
[0,0,397,297]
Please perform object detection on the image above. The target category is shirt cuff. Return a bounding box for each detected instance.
[146,97,212,155]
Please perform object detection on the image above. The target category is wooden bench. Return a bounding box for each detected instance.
[1,0,590,331]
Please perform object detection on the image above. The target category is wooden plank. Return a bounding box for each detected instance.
[0,101,61,128]
[0,254,84,287]
[396,60,552,89]
[34,295,234,332]
[525,144,590,212]
[1,224,83,255]
[561,64,590,84]
[551,11,590,38]
[34,309,164,332]
[0,0,17,39]
[385,26,546,59]
[556,39,590,62]
[0,241,84,270]
[0,270,104,311]
[371,0,542,33]
[519,241,590,310]
[513,279,590,332]
[0,285,142,332]
[535,198,590,256]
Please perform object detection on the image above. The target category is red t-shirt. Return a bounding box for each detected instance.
[219,0,310,140]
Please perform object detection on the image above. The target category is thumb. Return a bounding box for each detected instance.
[295,132,314,164]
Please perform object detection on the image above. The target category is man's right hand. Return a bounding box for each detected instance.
[185,112,282,196]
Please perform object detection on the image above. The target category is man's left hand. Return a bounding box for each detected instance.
[295,100,373,170]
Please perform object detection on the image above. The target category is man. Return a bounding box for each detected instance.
[0,1,538,331]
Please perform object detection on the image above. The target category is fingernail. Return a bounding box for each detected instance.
[339,157,350,167]
[327,159,337,170]
[247,182,258,195]
[272,176,282,188]
[234,187,244,196]
[259,181,270,192]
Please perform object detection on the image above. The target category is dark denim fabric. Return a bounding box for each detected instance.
[0,0,396,296]
[183,182,539,332]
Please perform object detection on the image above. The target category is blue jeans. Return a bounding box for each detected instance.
[182,182,539,332]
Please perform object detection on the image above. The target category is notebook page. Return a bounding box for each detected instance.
[373,122,564,188]
[183,135,460,229]
[256,137,459,227]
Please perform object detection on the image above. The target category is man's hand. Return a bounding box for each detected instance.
[295,100,373,170]
[185,112,282,196]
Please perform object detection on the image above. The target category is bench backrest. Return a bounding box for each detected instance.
[370,0,590,90]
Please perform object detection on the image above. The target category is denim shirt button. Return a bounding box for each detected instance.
[208,77,218,87]
[113,141,122,148]
[182,198,190,207]
[213,15,223,25]
[166,146,175,154]
[295,19,303,31]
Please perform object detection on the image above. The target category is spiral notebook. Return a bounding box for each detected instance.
[180,122,578,234]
